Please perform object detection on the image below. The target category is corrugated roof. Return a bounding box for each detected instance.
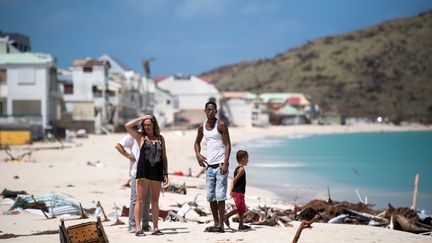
[278,104,301,115]
[99,54,130,72]
[221,91,257,99]
[0,53,53,65]
[73,58,110,67]
[260,92,310,106]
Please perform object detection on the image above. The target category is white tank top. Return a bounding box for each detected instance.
[203,119,225,165]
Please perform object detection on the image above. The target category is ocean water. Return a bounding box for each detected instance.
[231,131,432,212]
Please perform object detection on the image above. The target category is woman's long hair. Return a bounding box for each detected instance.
[140,115,160,137]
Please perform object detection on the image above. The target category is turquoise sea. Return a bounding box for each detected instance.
[232,131,432,212]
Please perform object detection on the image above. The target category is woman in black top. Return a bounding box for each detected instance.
[125,115,169,236]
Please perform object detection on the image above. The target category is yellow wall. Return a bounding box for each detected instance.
[0,130,31,145]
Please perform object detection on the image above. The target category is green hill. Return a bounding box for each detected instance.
[202,11,432,124]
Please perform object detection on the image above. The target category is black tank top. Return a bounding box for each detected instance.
[232,166,246,193]
[136,138,164,181]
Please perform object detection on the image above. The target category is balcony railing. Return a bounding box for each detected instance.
[0,115,43,127]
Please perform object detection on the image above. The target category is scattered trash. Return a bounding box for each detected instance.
[75,129,88,138]
[87,160,103,168]
[328,214,349,224]
[4,146,32,163]
[0,198,15,205]
[110,202,125,226]
[164,183,188,195]
[1,188,28,199]
[4,192,100,218]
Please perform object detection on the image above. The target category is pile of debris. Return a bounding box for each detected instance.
[230,199,432,235]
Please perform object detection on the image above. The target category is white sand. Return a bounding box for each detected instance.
[1,124,431,242]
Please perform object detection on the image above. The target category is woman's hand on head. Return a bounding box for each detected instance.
[143,114,153,120]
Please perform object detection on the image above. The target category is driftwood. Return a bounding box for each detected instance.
[393,215,432,233]
[97,201,110,222]
[4,148,32,162]
[0,230,58,240]
[122,179,131,188]
[292,216,320,243]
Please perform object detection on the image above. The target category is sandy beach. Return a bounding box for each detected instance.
[1,124,431,243]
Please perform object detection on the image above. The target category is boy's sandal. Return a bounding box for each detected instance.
[238,225,251,230]
[224,219,231,228]
[135,230,146,237]
[151,229,164,235]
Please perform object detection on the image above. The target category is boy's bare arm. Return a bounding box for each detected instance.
[231,166,245,189]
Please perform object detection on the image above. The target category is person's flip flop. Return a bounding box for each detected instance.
[135,230,146,237]
[212,226,225,233]
[204,226,215,232]
[151,229,164,235]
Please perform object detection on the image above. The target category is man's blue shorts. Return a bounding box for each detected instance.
[206,165,228,202]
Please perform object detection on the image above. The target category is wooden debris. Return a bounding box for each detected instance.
[31,195,50,219]
[393,215,432,233]
[4,147,32,163]
[0,230,58,240]
[79,203,88,219]
[292,215,320,243]
[97,201,110,222]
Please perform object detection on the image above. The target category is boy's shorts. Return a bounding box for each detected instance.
[232,192,247,215]
[206,166,228,202]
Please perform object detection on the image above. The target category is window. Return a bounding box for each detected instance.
[64,84,74,94]
[18,68,36,84]
[83,66,93,73]
[0,69,6,84]
[92,85,102,97]
[12,100,41,116]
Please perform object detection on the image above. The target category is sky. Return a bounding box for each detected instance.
[1,0,431,77]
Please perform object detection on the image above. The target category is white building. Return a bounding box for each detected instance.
[60,58,110,134]
[0,52,63,137]
[154,87,178,127]
[99,55,144,129]
[157,75,219,125]
[157,75,219,110]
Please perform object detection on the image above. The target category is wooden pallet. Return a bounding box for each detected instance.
[59,217,109,243]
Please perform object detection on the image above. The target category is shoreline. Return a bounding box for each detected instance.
[229,125,432,212]
[1,124,431,242]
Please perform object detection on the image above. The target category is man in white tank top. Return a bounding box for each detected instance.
[194,101,231,233]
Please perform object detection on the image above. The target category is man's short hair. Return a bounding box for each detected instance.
[236,150,248,162]
[205,101,217,109]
